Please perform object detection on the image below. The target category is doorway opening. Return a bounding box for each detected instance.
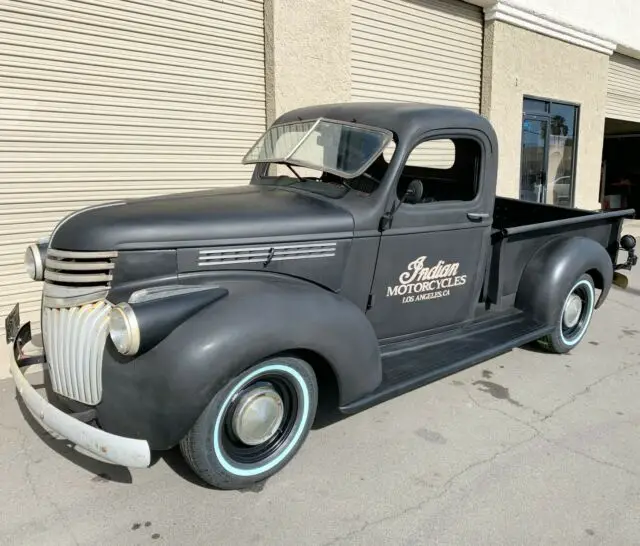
[601,118,640,216]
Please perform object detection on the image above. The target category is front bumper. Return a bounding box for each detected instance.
[9,321,151,469]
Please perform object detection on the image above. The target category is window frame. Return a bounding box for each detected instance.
[520,95,581,207]
[394,131,485,209]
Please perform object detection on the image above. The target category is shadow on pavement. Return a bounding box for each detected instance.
[160,447,212,488]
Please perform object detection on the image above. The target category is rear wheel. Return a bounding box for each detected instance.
[538,273,596,354]
[180,356,318,490]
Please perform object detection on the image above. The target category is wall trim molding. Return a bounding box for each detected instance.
[483,1,616,55]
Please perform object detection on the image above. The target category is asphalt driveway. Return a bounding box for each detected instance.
[1,269,639,545]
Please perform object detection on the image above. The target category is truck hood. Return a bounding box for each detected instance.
[50,185,355,251]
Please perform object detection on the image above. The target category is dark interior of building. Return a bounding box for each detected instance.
[601,118,640,216]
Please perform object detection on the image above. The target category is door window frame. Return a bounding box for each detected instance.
[520,95,581,207]
[520,114,550,204]
[389,128,489,213]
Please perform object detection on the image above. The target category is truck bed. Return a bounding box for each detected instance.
[486,197,634,305]
[493,196,594,231]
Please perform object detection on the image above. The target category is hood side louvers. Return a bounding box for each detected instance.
[198,242,337,267]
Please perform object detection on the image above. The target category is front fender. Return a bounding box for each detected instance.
[515,236,614,324]
[98,278,381,450]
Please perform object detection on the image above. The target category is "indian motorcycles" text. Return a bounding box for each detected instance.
[386,256,467,303]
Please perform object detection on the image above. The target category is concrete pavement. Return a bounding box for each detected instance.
[1,271,639,545]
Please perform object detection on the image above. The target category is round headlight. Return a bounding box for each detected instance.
[24,244,44,281]
[109,303,140,356]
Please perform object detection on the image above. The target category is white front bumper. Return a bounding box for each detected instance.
[9,346,151,468]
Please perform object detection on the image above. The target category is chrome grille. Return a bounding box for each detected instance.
[198,242,337,267]
[45,249,117,287]
[42,301,112,405]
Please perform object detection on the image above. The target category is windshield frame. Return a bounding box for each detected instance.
[242,117,394,179]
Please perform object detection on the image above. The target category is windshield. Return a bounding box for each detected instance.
[242,118,392,179]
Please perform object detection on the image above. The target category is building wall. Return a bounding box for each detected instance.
[503,0,640,57]
[264,0,351,124]
[481,20,609,209]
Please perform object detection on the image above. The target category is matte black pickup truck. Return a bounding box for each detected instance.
[6,103,637,489]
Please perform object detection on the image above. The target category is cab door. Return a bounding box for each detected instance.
[367,135,493,340]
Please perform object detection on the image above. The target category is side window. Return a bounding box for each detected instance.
[397,137,481,204]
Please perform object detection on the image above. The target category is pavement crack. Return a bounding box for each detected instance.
[467,379,640,480]
[539,362,639,423]
[545,438,640,478]
[320,417,539,546]
[465,390,542,435]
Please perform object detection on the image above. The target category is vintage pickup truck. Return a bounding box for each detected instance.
[6,103,637,489]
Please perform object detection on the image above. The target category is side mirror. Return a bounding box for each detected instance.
[403,179,424,205]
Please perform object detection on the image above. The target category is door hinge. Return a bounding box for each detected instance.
[366,293,375,310]
[378,213,392,232]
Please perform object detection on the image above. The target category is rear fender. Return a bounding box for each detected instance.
[515,236,613,324]
[98,278,381,449]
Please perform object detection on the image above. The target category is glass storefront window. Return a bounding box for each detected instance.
[520,97,579,206]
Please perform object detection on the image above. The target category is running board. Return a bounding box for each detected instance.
[340,311,552,414]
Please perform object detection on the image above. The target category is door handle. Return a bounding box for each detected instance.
[467,212,490,221]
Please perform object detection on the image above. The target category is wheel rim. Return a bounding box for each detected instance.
[560,280,594,345]
[217,370,305,469]
[231,384,285,446]
[562,293,583,329]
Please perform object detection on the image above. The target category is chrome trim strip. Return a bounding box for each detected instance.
[199,249,336,261]
[45,271,113,283]
[48,249,118,260]
[43,283,108,308]
[197,242,337,267]
[272,253,335,261]
[129,284,219,304]
[27,243,45,281]
[199,242,337,254]
[198,254,336,266]
[46,258,115,271]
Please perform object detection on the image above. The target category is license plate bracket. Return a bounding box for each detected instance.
[5,303,20,344]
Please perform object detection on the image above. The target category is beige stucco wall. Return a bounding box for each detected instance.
[481,20,609,209]
[264,0,351,125]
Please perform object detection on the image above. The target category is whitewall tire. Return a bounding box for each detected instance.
[180,356,318,489]
[538,273,596,354]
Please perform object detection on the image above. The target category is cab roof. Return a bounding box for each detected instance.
[274,102,497,150]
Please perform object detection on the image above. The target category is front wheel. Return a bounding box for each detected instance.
[180,356,318,489]
[538,273,596,354]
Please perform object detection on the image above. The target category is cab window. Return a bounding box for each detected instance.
[397,137,481,204]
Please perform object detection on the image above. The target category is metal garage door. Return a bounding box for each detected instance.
[351,0,482,109]
[351,0,482,167]
[607,53,640,123]
[0,0,265,331]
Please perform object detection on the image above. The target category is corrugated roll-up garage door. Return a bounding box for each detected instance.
[0,0,265,332]
[351,0,482,167]
[607,53,640,123]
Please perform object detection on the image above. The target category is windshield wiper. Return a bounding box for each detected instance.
[286,164,303,181]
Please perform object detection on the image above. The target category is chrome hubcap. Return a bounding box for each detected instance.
[563,293,583,329]
[231,385,284,446]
